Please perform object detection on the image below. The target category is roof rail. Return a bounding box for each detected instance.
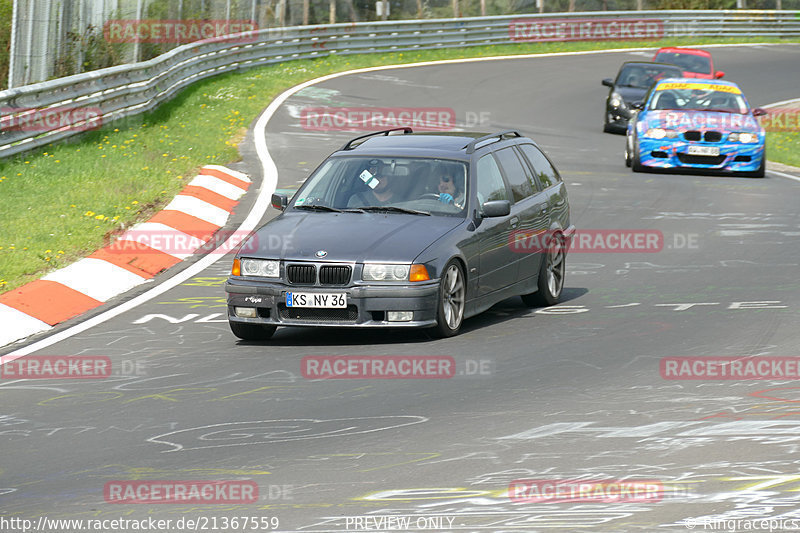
[340,127,414,151]
[464,130,522,154]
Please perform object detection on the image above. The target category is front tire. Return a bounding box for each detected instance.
[521,233,565,307]
[229,321,277,341]
[743,157,765,178]
[432,261,466,338]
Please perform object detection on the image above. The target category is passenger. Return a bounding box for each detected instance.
[436,168,465,208]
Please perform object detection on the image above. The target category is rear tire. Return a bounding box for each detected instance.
[631,138,644,173]
[521,232,565,307]
[229,321,277,341]
[431,261,466,338]
[624,137,633,168]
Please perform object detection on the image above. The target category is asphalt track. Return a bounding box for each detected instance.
[1,44,800,532]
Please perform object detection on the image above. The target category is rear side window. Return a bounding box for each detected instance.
[519,144,561,189]
[494,147,534,202]
[476,154,509,206]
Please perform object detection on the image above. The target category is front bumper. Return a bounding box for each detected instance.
[225,278,440,328]
[638,138,764,173]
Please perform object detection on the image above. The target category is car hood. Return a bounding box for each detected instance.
[640,110,762,133]
[242,210,463,263]
[615,86,648,104]
[681,71,714,79]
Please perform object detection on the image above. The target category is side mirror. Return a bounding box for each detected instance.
[715,71,725,79]
[602,78,614,88]
[631,101,645,111]
[481,200,511,218]
[752,108,767,117]
[271,193,288,211]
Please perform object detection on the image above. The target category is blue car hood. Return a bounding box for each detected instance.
[242,210,463,263]
[641,110,762,133]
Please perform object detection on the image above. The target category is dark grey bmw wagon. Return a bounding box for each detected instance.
[226,128,575,340]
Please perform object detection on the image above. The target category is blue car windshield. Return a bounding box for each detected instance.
[648,87,749,114]
[291,157,469,216]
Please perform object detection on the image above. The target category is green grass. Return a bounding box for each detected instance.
[1,36,798,293]
[767,132,800,168]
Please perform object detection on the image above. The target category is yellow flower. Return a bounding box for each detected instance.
[95,214,104,220]
[85,211,95,216]
[132,200,139,205]
[45,249,51,253]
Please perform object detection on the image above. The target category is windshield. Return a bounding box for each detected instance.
[648,83,749,114]
[290,156,469,216]
[616,64,682,90]
[655,52,712,75]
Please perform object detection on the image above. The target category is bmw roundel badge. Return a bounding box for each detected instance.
[315,250,328,258]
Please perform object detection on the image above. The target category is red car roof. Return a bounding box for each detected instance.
[655,47,712,57]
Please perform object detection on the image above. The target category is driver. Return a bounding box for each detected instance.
[348,159,399,207]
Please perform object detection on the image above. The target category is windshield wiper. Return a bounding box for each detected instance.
[360,206,431,216]
[294,204,343,213]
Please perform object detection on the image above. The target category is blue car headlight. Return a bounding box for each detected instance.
[644,128,679,140]
[728,132,759,144]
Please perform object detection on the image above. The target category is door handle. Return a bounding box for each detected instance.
[509,216,519,228]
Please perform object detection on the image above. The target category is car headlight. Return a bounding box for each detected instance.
[240,258,280,277]
[728,132,759,143]
[362,263,410,281]
[644,128,679,140]
[610,92,624,109]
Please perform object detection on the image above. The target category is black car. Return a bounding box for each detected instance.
[602,61,683,133]
[226,128,575,340]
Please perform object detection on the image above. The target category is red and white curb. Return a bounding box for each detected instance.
[0,165,250,347]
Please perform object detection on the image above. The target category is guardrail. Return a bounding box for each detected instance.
[1,10,799,158]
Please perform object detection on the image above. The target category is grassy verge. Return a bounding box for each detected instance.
[1,36,798,293]
[766,132,800,168]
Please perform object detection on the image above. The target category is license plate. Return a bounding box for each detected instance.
[286,292,346,308]
[687,145,720,156]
